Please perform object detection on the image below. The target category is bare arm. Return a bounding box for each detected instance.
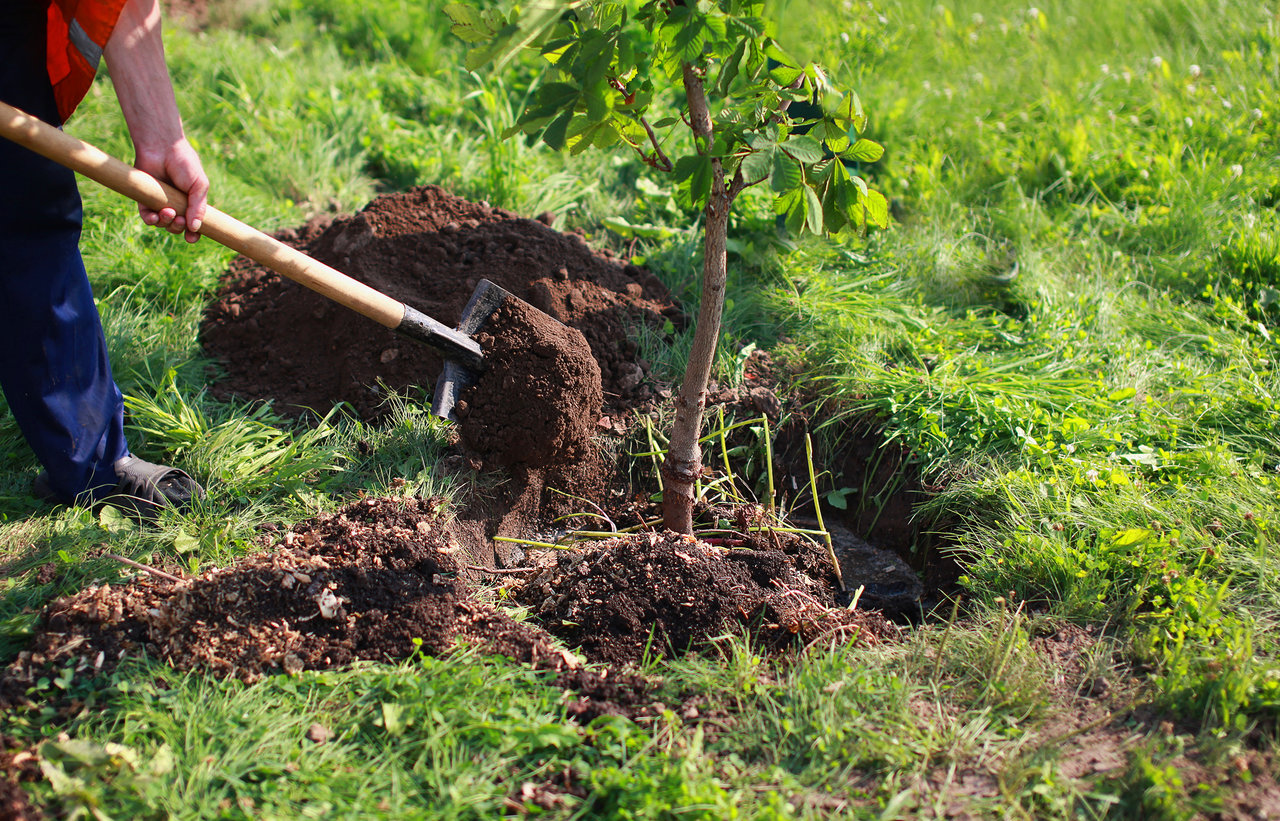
[102,0,207,242]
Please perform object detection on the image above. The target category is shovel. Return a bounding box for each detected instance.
[0,99,505,421]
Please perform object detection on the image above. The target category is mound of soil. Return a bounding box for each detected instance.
[3,498,900,701]
[201,185,677,423]
[516,531,900,665]
[2,497,570,686]
[457,297,602,469]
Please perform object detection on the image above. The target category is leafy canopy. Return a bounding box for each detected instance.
[445,0,888,235]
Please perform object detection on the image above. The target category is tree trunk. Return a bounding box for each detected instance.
[661,64,731,535]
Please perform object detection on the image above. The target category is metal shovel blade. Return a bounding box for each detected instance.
[431,279,513,420]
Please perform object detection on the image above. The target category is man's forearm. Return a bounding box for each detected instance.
[102,0,185,159]
[100,0,207,239]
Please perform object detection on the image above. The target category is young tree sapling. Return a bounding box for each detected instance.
[446,0,888,533]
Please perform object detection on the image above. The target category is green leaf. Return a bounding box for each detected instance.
[771,152,801,192]
[1112,528,1153,548]
[674,154,714,209]
[568,120,614,154]
[443,3,505,44]
[775,187,805,233]
[674,154,700,184]
[611,116,647,147]
[501,120,533,140]
[148,745,174,777]
[536,82,581,108]
[583,85,611,122]
[769,63,803,87]
[519,82,579,123]
[803,184,824,234]
[740,148,773,182]
[829,91,867,133]
[580,33,615,88]
[173,531,199,555]
[540,36,576,60]
[542,109,574,151]
[782,135,824,164]
[381,702,409,737]
[602,216,678,239]
[817,121,851,153]
[674,17,709,61]
[763,38,796,67]
[843,138,884,162]
[457,1,581,71]
[717,38,748,94]
[815,159,853,232]
[862,189,889,228]
[99,505,135,533]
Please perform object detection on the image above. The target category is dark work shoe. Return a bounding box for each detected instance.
[103,455,206,522]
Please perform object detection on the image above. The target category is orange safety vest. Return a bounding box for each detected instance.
[46,0,128,122]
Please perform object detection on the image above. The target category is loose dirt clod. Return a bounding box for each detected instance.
[457,298,602,469]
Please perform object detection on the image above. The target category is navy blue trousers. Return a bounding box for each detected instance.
[1,6,129,502]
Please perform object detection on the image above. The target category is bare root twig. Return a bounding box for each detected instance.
[467,565,538,575]
[802,621,870,654]
[105,553,183,584]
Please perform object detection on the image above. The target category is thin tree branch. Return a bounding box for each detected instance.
[608,77,674,172]
[774,74,807,120]
[640,117,674,172]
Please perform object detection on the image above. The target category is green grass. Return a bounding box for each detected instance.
[3,0,1280,816]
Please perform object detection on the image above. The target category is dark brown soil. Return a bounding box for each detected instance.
[3,497,571,686]
[457,297,602,469]
[517,531,900,665]
[2,498,898,699]
[200,185,674,423]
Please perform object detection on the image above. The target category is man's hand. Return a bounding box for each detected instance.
[134,138,207,243]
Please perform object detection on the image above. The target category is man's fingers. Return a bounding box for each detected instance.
[169,160,208,240]
[153,206,178,231]
[182,196,205,241]
[132,140,209,241]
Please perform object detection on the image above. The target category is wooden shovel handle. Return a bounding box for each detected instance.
[0,99,405,329]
